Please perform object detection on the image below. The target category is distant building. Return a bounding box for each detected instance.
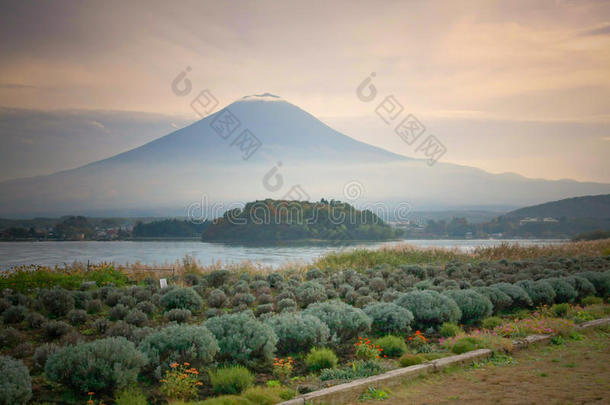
[519,217,558,226]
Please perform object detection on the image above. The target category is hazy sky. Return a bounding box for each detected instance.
[1,0,609,182]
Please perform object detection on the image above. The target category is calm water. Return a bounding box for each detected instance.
[0,239,567,270]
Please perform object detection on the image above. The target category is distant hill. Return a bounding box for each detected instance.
[201,199,398,242]
[502,194,610,220]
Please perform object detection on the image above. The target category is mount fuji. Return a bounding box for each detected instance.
[0,94,608,217]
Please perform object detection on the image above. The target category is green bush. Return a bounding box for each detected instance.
[109,304,129,321]
[160,287,203,312]
[207,289,228,308]
[231,293,256,308]
[242,386,296,405]
[42,320,72,340]
[577,271,610,297]
[264,313,329,355]
[444,289,493,324]
[45,337,147,393]
[491,283,532,309]
[565,276,596,300]
[582,296,603,306]
[543,278,577,303]
[277,298,297,312]
[451,337,479,354]
[125,309,148,327]
[2,305,26,324]
[303,300,371,341]
[516,280,556,306]
[551,303,570,317]
[0,356,32,405]
[199,395,253,405]
[376,335,407,357]
[165,308,191,323]
[319,360,384,381]
[86,298,103,314]
[481,316,503,329]
[394,290,461,329]
[136,301,155,315]
[439,322,462,338]
[295,281,327,307]
[38,287,75,317]
[67,309,88,326]
[0,327,22,348]
[305,347,338,372]
[474,286,513,313]
[205,270,231,288]
[364,303,414,335]
[209,366,254,395]
[399,353,423,367]
[204,311,277,367]
[139,324,218,374]
[33,343,58,369]
[25,311,46,329]
[115,386,148,405]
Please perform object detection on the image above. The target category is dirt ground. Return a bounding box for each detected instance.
[358,326,610,405]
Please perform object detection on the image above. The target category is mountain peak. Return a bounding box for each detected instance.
[240,93,284,102]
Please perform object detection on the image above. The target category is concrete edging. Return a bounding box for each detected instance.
[278,317,610,405]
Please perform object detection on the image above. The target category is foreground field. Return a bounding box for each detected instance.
[0,240,608,404]
[365,326,610,405]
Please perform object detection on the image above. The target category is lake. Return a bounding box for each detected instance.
[0,239,567,270]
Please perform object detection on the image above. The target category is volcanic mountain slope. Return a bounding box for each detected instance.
[0,94,608,217]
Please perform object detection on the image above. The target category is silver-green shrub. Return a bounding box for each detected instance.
[207,289,228,308]
[109,304,129,321]
[45,337,147,393]
[364,302,413,335]
[160,287,203,312]
[2,305,26,324]
[204,311,277,367]
[394,290,461,329]
[543,278,577,303]
[443,289,492,324]
[474,286,512,313]
[277,298,297,312]
[164,308,191,323]
[565,276,596,299]
[491,282,533,309]
[577,271,610,297]
[303,300,371,342]
[139,324,218,376]
[0,356,32,405]
[67,309,88,326]
[295,281,327,308]
[264,312,330,355]
[38,287,75,317]
[125,309,148,327]
[516,280,556,306]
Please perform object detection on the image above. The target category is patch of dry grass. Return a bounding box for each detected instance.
[361,326,610,405]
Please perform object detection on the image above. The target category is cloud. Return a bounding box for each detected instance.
[0,83,35,89]
[580,22,610,36]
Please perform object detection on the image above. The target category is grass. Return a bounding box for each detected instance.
[358,325,610,405]
[2,239,608,285]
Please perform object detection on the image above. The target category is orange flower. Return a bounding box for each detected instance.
[88,392,95,396]
[87,401,93,405]
[170,362,179,368]
[183,362,190,366]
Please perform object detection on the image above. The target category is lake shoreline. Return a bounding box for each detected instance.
[0,239,571,270]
